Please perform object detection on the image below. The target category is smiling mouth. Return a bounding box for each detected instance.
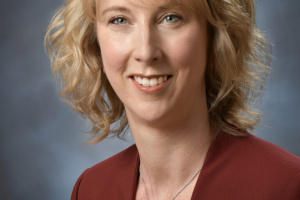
[132,75,172,87]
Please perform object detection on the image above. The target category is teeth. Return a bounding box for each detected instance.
[158,76,163,84]
[137,76,142,83]
[134,75,168,87]
[149,78,158,87]
[142,78,150,86]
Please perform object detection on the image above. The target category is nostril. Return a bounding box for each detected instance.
[132,43,162,64]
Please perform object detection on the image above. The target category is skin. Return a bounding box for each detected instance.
[96,0,212,199]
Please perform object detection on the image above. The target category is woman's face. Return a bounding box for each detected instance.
[96,0,208,126]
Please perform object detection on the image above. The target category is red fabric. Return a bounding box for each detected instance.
[71,133,300,200]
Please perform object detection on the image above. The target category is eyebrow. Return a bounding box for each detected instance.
[101,6,131,17]
[99,4,188,19]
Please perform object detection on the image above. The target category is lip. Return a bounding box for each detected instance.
[129,74,172,93]
[130,74,170,79]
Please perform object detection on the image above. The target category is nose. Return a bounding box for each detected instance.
[132,26,162,64]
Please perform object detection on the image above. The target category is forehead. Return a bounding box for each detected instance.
[95,0,202,15]
[128,0,196,7]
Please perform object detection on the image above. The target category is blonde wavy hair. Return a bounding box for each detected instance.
[45,0,271,143]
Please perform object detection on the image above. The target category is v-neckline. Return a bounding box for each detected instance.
[130,133,225,200]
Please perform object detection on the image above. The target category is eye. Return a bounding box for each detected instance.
[109,17,128,25]
[162,14,182,23]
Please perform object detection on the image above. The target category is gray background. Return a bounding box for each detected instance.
[0,0,299,199]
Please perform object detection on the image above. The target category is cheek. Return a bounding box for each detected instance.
[97,29,129,72]
[167,26,207,71]
[97,29,131,95]
[167,25,208,91]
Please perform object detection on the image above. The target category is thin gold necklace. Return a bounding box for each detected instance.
[139,165,202,200]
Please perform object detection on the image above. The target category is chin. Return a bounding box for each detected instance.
[126,105,171,126]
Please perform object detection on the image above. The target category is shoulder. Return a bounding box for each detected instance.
[215,132,300,180]
[197,132,300,199]
[224,133,300,169]
[210,132,300,165]
[71,144,139,200]
[237,134,300,199]
[84,144,138,178]
[239,133,300,199]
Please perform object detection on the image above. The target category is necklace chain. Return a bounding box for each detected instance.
[139,165,202,200]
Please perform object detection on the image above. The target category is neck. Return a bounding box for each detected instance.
[129,108,213,199]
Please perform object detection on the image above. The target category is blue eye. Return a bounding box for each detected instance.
[110,17,127,25]
[163,15,181,23]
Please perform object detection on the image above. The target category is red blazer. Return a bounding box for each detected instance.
[71,133,300,199]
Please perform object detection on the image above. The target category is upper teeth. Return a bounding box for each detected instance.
[134,76,168,87]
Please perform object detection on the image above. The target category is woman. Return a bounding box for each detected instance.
[45,0,300,199]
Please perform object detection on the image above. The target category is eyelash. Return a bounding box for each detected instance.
[160,14,182,24]
[108,13,183,25]
[109,16,127,25]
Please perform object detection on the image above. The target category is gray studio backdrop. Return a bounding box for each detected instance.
[0,0,299,199]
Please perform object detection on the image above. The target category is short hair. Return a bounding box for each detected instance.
[45,0,271,143]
